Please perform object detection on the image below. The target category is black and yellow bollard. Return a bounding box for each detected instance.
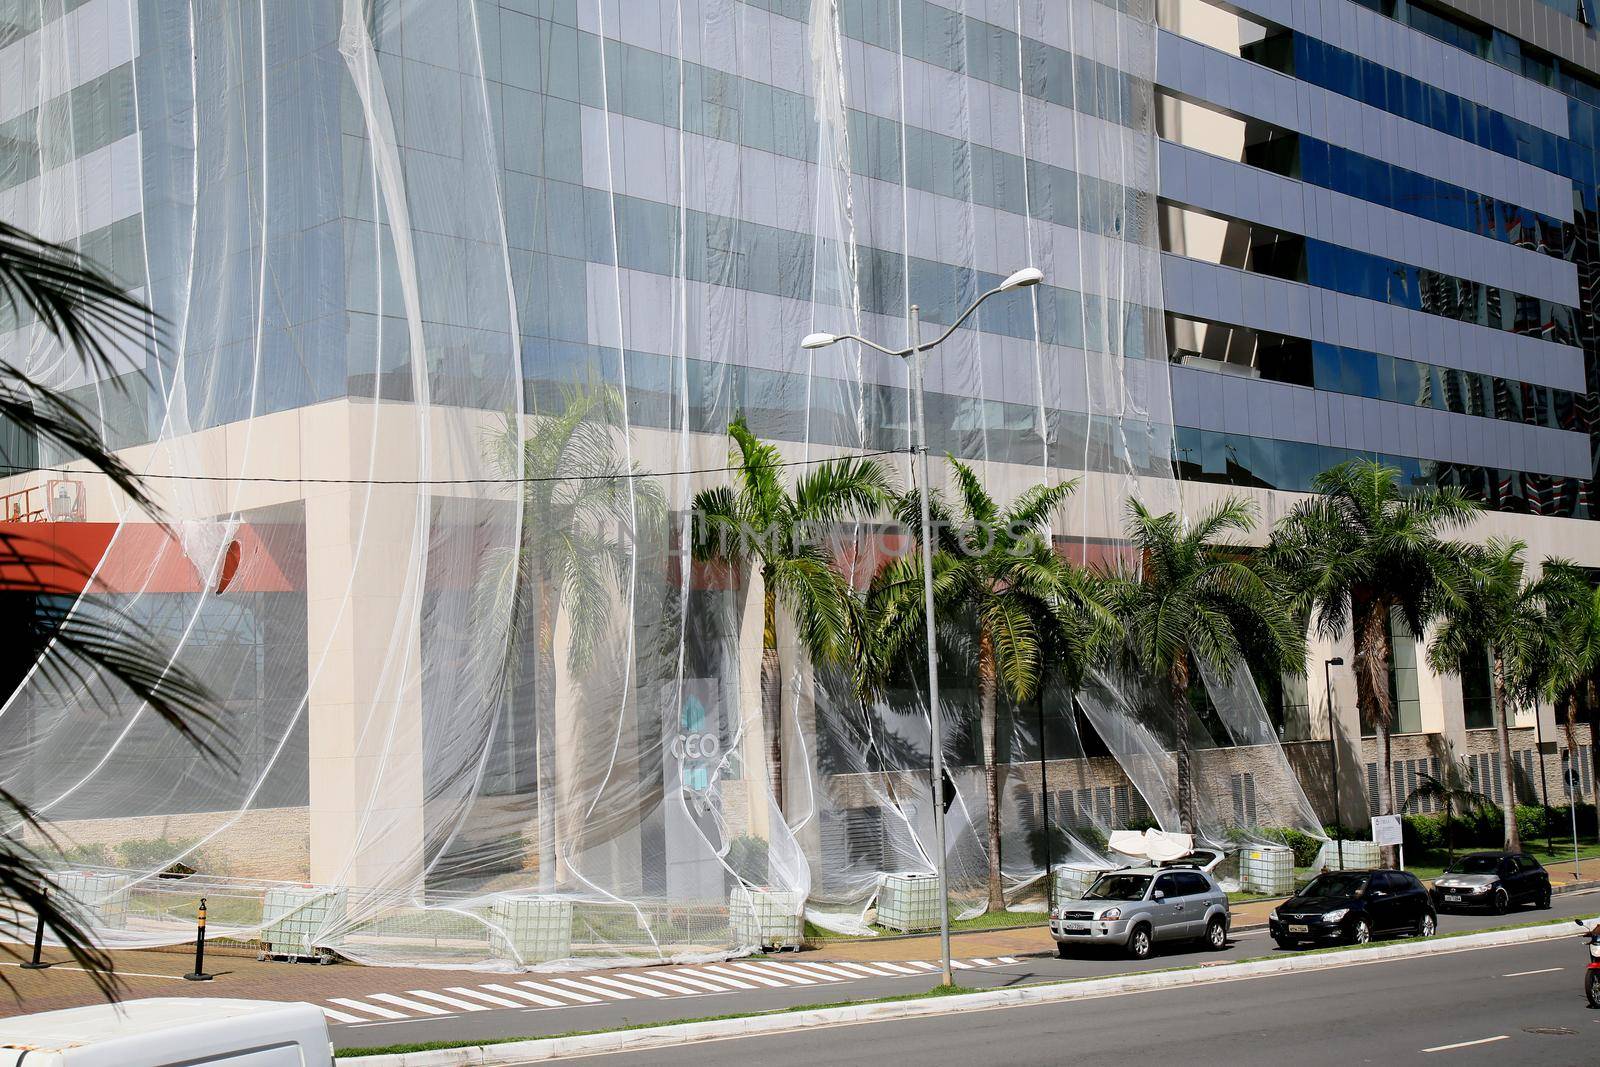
[183,897,213,981]
[20,889,50,970]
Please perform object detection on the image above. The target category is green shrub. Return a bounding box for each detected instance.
[726,834,769,885]
[117,837,202,875]
[1257,827,1324,867]
[1402,813,1443,852]
[58,843,114,867]
[1514,804,1548,839]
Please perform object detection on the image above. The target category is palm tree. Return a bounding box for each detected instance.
[1111,497,1301,836]
[1403,764,1489,865]
[0,221,214,997]
[1268,459,1478,864]
[869,461,1116,912]
[1537,561,1600,805]
[477,382,665,889]
[690,417,892,815]
[1427,538,1559,853]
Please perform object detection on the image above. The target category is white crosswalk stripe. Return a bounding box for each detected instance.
[552,976,634,1001]
[830,961,901,978]
[328,997,406,1020]
[714,963,793,987]
[407,989,489,1012]
[516,979,602,1004]
[319,957,1013,1024]
[446,987,522,1008]
[581,974,669,999]
[368,992,450,1016]
[619,972,708,996]
[653,968,748,992]
[673,967,758,990]
[482,982,566,1007]
[869,961,924,974]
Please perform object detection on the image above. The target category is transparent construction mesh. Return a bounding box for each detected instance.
[0,0,1314,967]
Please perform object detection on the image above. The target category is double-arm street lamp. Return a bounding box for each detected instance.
[800,266,1044,987]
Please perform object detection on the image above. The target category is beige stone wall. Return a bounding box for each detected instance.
[26,806,310,881]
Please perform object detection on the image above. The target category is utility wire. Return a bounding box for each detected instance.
[0,447,910,487]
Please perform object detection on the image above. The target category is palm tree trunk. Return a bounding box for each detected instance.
[1171,657,1195,835]
[1563,694,1583,805]
[1443,800,1454,865]
[761,582,784,816]
[978,630,1004,913]
[1492,651,1520,852]
[1354,599,1397,866]
[535,581,558,892]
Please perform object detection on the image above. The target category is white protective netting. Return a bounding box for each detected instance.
[0,0,1317,968]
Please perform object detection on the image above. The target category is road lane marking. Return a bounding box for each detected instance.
[996,957,1022,964]
[581,975,669,998]
[367,993,450,1016]
[446,986,523,1007]
[482,982,565,1006]
[972,958,998,966]
[321,1007,365,1024]
[328,998,406,1020]
[1422,1036,1508,1053]
[905,961,938,971]
[1503,967,1561,977]
[406,990,488,1012]
[516,980,601,1004]
[552,977,634,1001]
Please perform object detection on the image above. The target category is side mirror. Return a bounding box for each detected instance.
[1152,890,1165,902]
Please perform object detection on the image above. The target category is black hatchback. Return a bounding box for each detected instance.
[1429,852,1553,913]
[1269,869,1436,948]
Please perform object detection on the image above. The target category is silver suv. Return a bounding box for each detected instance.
[1050,866,1230,960]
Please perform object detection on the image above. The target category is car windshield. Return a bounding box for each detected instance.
[1446,856,1500,874]
[1301,873,1368,898]
[1085,874,1152,901]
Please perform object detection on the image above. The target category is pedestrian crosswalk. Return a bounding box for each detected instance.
[319,957,1025,1025]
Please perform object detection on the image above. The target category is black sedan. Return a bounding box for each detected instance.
[1429,851,1552,913]
[1269,869,1436,948]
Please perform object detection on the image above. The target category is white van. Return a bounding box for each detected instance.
[0,998,332,1067]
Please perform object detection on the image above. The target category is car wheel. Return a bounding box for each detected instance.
[1348,918,1371,946]
[1127,924,1153,960]
[1492,887,1510,914]
[1416,911,1436,938]
[1205,917,1227,951]
[1055,942,1071,960]
[1538,885,1553,910]
[1273,936,1297,950]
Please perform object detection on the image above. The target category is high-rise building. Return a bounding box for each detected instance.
[1155,0,1600,822]
[0,0,1594,966]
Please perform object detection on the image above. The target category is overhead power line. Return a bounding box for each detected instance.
[0,447,911,487]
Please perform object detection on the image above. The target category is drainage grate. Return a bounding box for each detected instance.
[1522,1027,1577,1036]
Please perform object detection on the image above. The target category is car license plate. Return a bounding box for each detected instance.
[1445,894,1461,902]
[1289,924,1310,934]
[1064,924,1089,934]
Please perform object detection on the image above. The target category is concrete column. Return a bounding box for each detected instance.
[304,404,426,892]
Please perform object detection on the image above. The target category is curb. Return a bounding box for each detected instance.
[334,919,1585,1066]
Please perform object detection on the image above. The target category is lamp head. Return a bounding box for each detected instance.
[801,332,839,350]
[1327,657,1345,666]
[998,266,1044,291]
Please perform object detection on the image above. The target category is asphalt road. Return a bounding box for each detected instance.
[330,889,1600,1050]
[542,936,1597,1066]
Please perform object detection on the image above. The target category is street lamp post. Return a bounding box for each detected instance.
[802,266,1043,988]
[1325,657,1345,869]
